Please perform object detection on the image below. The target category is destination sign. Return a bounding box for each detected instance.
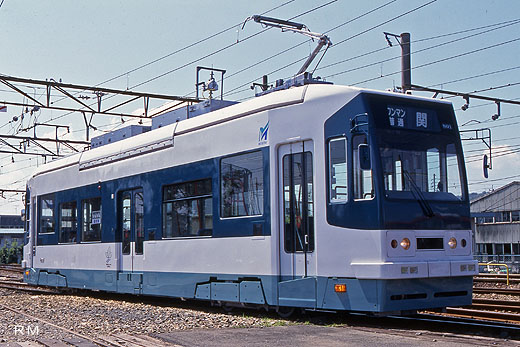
[387,105,442,132]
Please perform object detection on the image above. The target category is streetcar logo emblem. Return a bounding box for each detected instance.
[258,121,269,145]
[105,247,112,268]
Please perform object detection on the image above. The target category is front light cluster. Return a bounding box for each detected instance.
[390,238,411,250]
[448,237,468,249]
[390,236,469,250]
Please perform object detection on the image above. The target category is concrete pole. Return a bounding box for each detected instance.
[401,32,411,93]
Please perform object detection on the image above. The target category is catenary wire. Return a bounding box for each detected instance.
[13,0,338,130]
[224,0,438,97]
[3,0,301,131]
[349,36,520,86]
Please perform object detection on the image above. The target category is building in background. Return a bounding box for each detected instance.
[471,181,520,272]
[0,214,24,249]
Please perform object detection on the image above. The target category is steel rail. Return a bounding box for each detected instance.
[473,287,520,295]
[0,301,122,347]
[476,273,520,278]
[0,279,60,294]
[474,277,520,284]
[444,307,520,323]
[0,264,24,273]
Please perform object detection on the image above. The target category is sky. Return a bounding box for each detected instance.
[0,0,519,214]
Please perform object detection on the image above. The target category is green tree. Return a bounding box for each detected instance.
[0,240,22,264]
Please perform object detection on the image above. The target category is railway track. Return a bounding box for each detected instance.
[392,312,520,339]
[471,298,520,313]
[0,281,519,343]
[423,295,520,325]
[2,269,520,343]
[0,279,60,294]
[0,300,173,346]
[473,286,520,295]
[474,273,520,284]
[0,264,24,274]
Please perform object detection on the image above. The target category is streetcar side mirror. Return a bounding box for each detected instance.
[483,154,489,179]
[358,144,371,170]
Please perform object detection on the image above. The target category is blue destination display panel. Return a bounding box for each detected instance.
[386,104,441,132]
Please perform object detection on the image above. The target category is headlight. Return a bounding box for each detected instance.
[391,239,398,248]
[461,238,467,248]
[400,238,410,250]
[448,237,457,249]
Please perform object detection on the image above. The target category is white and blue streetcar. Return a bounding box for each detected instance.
[22,73,477,314]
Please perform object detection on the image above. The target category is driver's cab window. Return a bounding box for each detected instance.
[353,134,373,200]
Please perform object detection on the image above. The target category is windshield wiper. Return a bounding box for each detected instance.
[402,169,435,218]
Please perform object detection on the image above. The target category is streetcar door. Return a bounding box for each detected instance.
[119,189,145,273]
[278,141,316,280]
[23,195,36,269]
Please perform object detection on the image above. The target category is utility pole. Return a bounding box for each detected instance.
[400,33,411,93]
[384,31,411,93]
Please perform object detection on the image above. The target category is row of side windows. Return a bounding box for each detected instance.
[39,195,101,243]
[476,210,520,224]
[162,179,213,238]
[37,150,265,242]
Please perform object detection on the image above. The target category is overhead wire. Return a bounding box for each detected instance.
[234,3,520,98]
[129,0,338,90]
[330,17,520,77]
[3,2,520,200]
[428,65,520,88]
[13,0,338,131]
[350,36,520,86]
[224,0,438,97]
[0,0,300,136]
[221,0,398,83]
[45,0,297,108]
[313,19,520,87]
[0,0,396,188]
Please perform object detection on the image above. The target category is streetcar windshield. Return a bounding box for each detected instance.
[378,129,464,201]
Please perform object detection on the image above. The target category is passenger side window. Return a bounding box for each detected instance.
[59,201,77,243]
[39,195,55,234]
[283,152,314,253]
[121,192,131,254]
[329,137,347,202]
[353,135,374,200]
[135,191,144,254]
[82,197,102,242]
[162,179,213,238]
[221,151,264,217]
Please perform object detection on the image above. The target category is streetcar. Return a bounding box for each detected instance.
[22,71,477,315]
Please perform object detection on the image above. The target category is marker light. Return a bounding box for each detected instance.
[400,238,410,250]
[25,270,29,276]
[391,240,398,248]
[448,237,457,249]
[334,284,347,293]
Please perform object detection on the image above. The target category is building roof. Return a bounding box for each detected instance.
[470,181,520,205]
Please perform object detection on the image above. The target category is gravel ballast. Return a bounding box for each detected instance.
[0,288,285,342]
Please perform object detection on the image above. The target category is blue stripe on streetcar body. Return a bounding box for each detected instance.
[36,147,271,246]
[25,268,473,312]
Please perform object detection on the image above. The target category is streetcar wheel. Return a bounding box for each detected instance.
[221,303,234,313]
[276,306,295,318]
